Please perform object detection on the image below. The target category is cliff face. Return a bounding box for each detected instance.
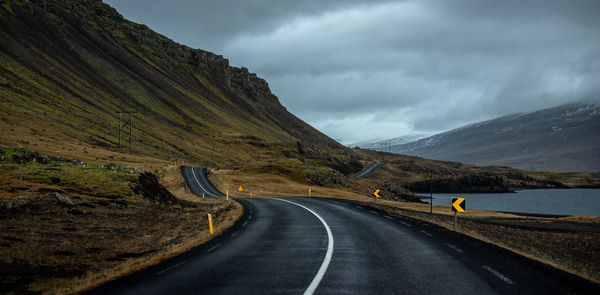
[0,0,342,165]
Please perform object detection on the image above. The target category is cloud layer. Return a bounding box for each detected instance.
[106,0,600,143]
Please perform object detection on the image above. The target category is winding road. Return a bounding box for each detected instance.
[354,162,381,179]
[88,167,599,294]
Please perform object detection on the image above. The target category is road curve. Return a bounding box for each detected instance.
[88,167,600,294]
[354,162,381,179]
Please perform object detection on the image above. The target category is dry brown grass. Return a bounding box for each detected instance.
[0,160,242,295]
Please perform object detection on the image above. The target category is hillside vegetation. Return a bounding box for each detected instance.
[0,0,356,170]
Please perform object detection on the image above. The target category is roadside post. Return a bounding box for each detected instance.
[451,197,466,231]
[238,185,243,192]
[202,192,205,199]
[373,189,381,205]
[226,191,229,201]
[309,188,311,197]
[208,214,214,234]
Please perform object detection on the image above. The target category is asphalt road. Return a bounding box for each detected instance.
[88,167,599,294]
[354,162,381,179]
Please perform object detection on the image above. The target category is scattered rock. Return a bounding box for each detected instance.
[51,192,74,208]
[68,208,86,215]
[134,172,188,207]
[2,192,74,212]
[3,198,27,210]
[108,202,127,209]
[109,155,117,159]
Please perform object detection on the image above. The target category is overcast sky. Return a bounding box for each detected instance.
[105,0,600,144]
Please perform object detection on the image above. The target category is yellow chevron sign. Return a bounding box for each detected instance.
[452,197,465,212]
[373,189,381,198]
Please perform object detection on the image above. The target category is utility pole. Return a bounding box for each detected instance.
[116,111,136,151]
[430,172,433,214]
[129,112,132,151]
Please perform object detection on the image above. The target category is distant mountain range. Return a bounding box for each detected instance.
[350,134,428,151]
[362,102,600,172]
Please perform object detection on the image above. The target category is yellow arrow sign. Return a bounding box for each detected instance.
[452,197,465,212]
[373,189,381,198]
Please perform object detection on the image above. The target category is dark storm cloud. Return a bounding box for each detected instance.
[105,0,600,143]
[104,0,395,51]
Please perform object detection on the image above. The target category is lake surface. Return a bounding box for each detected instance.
[421,189,600,216]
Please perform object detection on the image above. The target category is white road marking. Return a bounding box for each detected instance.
[248,215,252,220]
[401,221,412,227]
[156,261,187,276]
[206,243,222,253]
[191,168,221,198]
[231,231,239,238]
[420,230,433,237]
[355,205,362,209]
[242,221,248,227]
[369,210,378,214]
[384,215,393,220]
[274,198,334,295]
[445,243,464,253]
[483,265,516,285]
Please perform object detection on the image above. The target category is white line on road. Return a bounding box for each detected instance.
[231,231,240,238]
[248,215,252,220]
[191,168,220,198]
[420,230,433,237]
[242,221,248,227]
[445,243,464,253]
[401,221,412,227]
[355,205,363,209]
[156,261,187,276]
[384,215,393,220]
[483,265,516,285]
[274,198,334,295]
[206,243,222,253]
[369,210,378,214]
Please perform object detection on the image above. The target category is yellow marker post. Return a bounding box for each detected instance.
[451,197,466,231]
[238,185,243,192]
[250,193,253,198]
[202,192,205,199]
[208,214,214,234]
[309,188,311,197]
[373,189,381,205]
[226,191,229,201]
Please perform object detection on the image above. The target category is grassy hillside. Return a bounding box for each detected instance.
[0,0,351,169]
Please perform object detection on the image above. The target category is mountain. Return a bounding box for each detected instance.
[0,0,349,167]
[352,134,429,150]
[390,102,600,172]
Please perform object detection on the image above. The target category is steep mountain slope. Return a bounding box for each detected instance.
[391,102,600,172]
[0,0,345,167]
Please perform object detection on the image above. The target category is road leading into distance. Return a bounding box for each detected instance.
[88,167,599,294]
